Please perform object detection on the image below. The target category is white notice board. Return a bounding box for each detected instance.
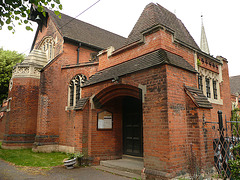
[97,111,113,130]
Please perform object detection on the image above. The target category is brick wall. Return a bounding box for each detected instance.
[98,29,195,71]
[166,65,198,175]
[35,40,99,147]
[2,77,40,147]
[33,16,64,57]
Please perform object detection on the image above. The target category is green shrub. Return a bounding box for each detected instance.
[228,143,240,180]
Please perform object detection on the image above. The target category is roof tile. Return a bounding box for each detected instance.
[82,49,196,87]
[45,8,126,50]
[125,3,200,50]
[185,86,213,109]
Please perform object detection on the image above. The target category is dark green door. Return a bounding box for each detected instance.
[123,97,143,157]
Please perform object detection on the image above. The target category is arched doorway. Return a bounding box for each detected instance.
[123,96,143,157]
[93,84,143,157]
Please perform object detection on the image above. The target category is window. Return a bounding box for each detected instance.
[38,36,55,61]
[198,75,203,91]
[68,74,86,107]
[213,80,217,99]
[206,78,211,98]
[75,76,81,101]
[69,81,74,106]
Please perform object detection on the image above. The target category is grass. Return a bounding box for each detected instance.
[0,141,68,167]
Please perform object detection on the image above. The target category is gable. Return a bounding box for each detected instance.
[125,3,200,50]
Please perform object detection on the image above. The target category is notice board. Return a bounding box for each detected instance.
[97,110,113,130]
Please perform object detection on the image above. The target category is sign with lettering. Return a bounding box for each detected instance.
[97,110,113,130]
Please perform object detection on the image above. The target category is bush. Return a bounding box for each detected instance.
[229,143,240,180]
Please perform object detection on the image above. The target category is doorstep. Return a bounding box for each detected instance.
[94,155,144,179]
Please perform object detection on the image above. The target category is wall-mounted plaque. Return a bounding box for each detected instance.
[97,110,113,130]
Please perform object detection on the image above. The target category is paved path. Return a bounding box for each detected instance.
[0,159,131,180]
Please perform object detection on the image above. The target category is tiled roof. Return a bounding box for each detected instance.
[185,86,213,109]
[74,97,89,110]
[230,75,240,95]
[82,49,196,87]
[125,3,200,50]
[45,8,126,50]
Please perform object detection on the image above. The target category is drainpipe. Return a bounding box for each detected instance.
[77,43,81,64]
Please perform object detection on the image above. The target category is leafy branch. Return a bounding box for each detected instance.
[0,0,62,33]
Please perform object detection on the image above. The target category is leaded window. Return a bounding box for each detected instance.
[198,75,203,91]
[69,81,74,106]
[38,36,55,61]
[75,76,81,102]
[213,80,217,99]
[206,78,211,98]
[68,74,86,107]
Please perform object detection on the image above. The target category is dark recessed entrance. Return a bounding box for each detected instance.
[123,96,143,157]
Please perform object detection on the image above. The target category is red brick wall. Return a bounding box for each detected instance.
[33,16,64,57]
[99,29,195,71]
[35,41,99,146]
[166,65,198,175]
[2,77,40,147]
[0,113,7,140]
[81,65,169,168]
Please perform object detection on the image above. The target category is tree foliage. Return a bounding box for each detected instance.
[0,48,25,104]
[229,142,240,179]
[0,0,62,33]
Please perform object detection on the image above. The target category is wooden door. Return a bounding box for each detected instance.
[123,97,143,157]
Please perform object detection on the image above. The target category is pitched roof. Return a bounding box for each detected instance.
[230,75,240,95]
[125,3,200,50]
[45,8,126,50]
[82,49,196,87]
[74,97,89,110]
[185,86,213,109]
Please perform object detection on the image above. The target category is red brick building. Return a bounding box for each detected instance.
[0,3,232,179]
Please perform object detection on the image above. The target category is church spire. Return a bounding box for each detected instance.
[200,15,210,54]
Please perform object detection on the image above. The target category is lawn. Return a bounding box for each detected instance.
[0,141,68,167]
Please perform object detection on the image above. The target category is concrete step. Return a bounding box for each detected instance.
[94,156,144,179]
[94,165,142,179]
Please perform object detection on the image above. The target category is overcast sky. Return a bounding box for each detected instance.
[0,0,239,76]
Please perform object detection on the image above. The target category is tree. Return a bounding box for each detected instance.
[0,0,62,33]
[0,48,25,104]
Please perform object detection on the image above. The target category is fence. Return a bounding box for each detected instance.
[205,110,240,179]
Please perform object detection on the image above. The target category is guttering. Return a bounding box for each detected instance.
[63,37,103,51]
[77,43,81,64]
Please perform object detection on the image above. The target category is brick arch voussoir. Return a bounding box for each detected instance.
[93,84,141,108]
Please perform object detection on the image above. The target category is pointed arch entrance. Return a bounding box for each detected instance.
[93,84,143,157]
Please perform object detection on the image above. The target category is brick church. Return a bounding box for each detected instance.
[0,3,231,179]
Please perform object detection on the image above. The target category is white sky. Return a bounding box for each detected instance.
[0,0,239,76]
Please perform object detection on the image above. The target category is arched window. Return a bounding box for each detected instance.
[38,36,55,61]
[68,74,86,107]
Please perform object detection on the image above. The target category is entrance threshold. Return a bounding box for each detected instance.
[94,155,144,179]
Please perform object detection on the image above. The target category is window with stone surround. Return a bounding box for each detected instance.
[213,80,217,100]
[68,74,86,108]
[198,75,203,91]
[38,36,55,61]
[198,66,222,104]
[205,78,211,98]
